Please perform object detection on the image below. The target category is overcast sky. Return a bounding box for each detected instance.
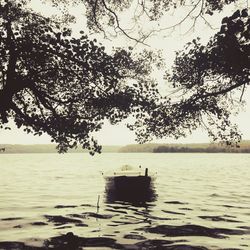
[0,1,249,145]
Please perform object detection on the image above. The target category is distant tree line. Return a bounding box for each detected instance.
[118,141,250,153]
[153,146,250,153]
[0,144,120,153]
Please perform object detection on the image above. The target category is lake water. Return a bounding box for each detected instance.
[0,153,250,249]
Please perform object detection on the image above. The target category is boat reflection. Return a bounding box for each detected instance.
[105,183,157,204]
[103,165,157,204]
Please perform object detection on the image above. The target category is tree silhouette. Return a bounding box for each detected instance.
[0,1,162,153]
[0,0,249,153]
[168,8,250,145]
[43,0,239,44]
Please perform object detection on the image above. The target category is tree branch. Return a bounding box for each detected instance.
[240,83,246,102]
[101,0,150,46]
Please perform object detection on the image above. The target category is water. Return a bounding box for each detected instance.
[0,153,250,249]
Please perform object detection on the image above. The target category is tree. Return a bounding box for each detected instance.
[120,7,249,146]
[44,0,239,44]
[0,0,249,153]
[0,0,162,153]
[166,8,250,145]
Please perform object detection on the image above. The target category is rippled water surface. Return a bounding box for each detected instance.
[0,153,250,249]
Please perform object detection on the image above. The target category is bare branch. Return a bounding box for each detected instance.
[101,0,150,46]
[240,83,246,102]
[157,0,203,32]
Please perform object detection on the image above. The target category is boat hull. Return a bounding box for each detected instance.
[105,175,155,202]
[114,176,151,191]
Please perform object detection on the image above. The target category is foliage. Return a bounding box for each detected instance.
[47,0,238,22]
[0,0,162,153]
[167,8,250,145]
[0,0,249,154]
[42,0,239,43]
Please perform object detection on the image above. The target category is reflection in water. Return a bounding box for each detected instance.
[104,175,157,204]
[0,232,210,249]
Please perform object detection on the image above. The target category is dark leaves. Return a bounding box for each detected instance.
[0,1,163,154]
[167,9,249,145]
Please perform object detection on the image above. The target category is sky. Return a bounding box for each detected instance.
[0,0,249,145]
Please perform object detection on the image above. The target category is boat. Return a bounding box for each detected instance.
[103,165,156,202]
